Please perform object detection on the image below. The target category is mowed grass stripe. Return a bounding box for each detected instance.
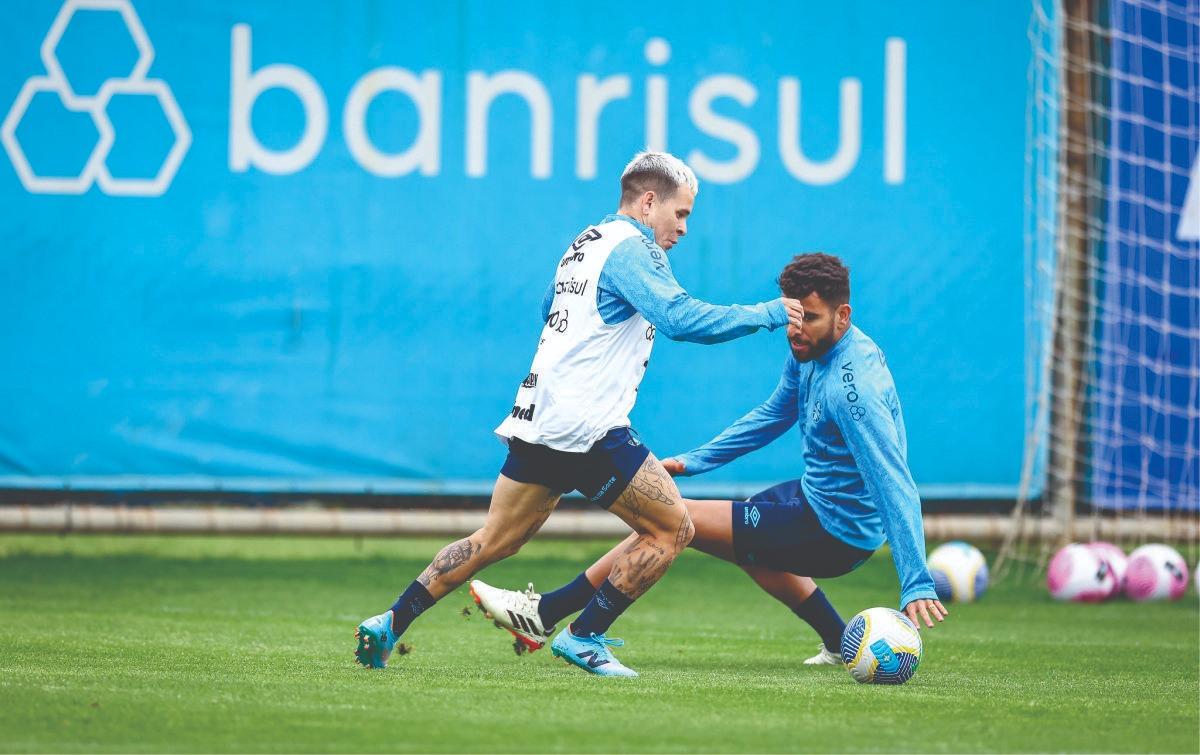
[0,535,1196,753]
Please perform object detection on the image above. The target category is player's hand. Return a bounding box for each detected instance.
[781,298,805,329]
[661,458,686,476]
[903,598,948,630]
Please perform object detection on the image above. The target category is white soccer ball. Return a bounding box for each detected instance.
[1047,543,1116,601]
[927,541,989,603]
[1125,544,1189,602]
[839,607,923,685]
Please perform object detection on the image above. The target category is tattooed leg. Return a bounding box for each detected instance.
[604,454,695,600]
[583,498,735,587]
[564,455,694,639]
[416,537,483,592]
[412,475,562,600]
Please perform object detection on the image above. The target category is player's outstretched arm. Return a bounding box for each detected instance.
[601,238,802,343]
[835,379,944,626]
[672,355,804,477]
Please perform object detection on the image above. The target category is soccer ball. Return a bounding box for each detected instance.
[927,541,989,602]
[1047,543,1115,602]
[840,607,923,685]
[1125,544,1189,601]
[1086,541,1128,598]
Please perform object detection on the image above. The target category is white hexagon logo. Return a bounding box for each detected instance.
[1,0,190,196]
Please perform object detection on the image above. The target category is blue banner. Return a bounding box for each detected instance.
[0,0,1029,496]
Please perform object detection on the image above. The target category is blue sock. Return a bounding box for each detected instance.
[791,588,845,651]
[538,572,597,629]
[570,579,634,638]
[389,581,436,636]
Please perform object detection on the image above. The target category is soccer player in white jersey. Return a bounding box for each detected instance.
[471,253,947,666]
[353,151,804,676]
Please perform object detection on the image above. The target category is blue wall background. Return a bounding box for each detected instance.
[0,0,1029,497]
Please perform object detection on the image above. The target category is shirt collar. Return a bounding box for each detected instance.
[603,213,656,243]
[816,325,858,366]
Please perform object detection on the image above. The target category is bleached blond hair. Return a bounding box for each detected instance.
[619,150,699,206]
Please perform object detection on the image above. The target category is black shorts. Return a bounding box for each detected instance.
[731,479,875,578]
[499,427,651,509]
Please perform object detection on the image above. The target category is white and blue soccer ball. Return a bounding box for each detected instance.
[927,541,989,603]
[840,607,923,685]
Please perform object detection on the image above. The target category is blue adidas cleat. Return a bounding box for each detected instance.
[354,610,398,669]
[550,628,638,678]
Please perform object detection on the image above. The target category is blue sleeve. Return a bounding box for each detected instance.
[833,381,938,609]
[541,279,555,322]
[600,237,787,344]
[675,356,801,475]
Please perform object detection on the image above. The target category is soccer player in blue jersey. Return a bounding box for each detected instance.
[352,151,805,676]
[471,253,947,664]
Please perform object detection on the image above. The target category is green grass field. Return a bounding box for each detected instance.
[0,534,1197,753]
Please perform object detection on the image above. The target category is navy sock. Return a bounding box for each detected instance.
[570,579,634,638]
[537,572,597,629]
[389,581,436,636]
[791,588,845,651]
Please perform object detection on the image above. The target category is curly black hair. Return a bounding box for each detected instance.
[777,253,850,304]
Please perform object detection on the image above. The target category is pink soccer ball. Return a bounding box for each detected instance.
[1125,544,1189,601]
[1086,541,1128,598]
[1047,543,1116,602]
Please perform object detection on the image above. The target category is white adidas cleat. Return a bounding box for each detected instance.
[469,579,553,653]
[803,643,842,666]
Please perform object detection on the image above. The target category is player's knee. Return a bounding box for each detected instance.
[675,512,696,552]
[644,510,693,553]
[478,530,524,562]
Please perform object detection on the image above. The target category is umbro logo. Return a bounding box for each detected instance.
[576,650,609,668]
[507,610,545,637]
[744,505,761,528]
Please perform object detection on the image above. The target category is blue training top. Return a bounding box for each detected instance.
[542,214,787,342]
[675,325,938,609]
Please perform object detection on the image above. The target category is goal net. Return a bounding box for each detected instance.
[1005,0,1199,565]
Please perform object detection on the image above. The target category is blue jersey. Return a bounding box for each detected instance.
[675,325,938,608]
[542,214,787,343]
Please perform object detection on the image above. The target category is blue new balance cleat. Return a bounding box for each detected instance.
[354,610,398,669]
[550,628,638,678]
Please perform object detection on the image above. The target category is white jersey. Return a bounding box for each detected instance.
[495,219,655,452]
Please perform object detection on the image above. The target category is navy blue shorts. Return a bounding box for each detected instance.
[731,479,874,578]
[500,427,651,509]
